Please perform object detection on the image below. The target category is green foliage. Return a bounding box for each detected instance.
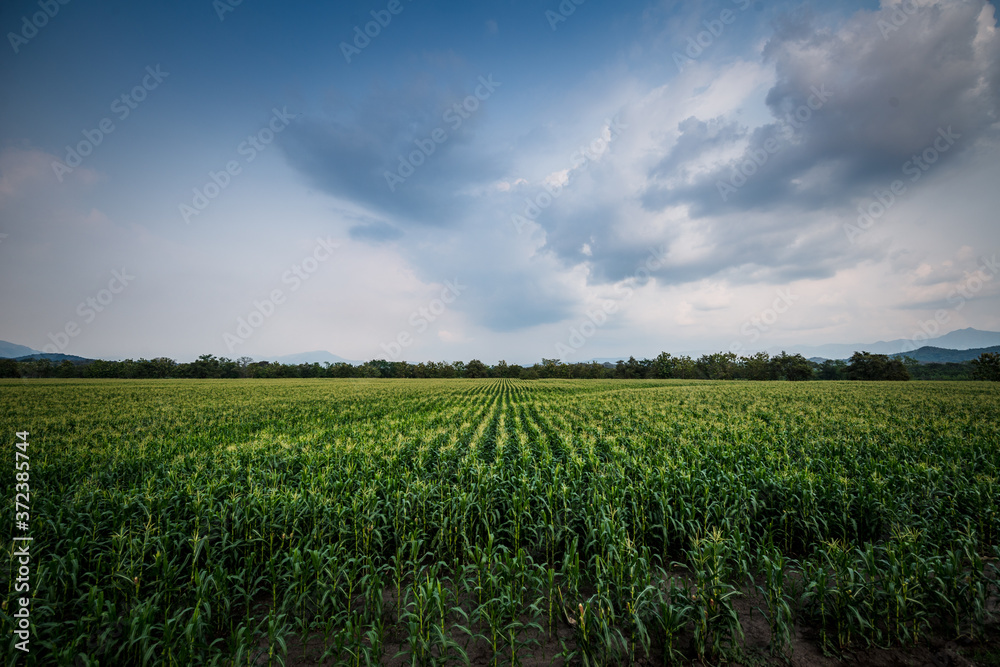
[771,352,815,381]
[905,361,976,381]
[0,358,20,378]
[2,378,998,664]
[846,351,911,381]
[6,350,883,381]
[972,352,1000,381]
[818,358,848,380]
[465,359,489,378]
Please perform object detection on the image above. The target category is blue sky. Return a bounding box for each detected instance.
[1,0,998,363]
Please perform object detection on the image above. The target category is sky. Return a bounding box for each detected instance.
[1,0,998,365]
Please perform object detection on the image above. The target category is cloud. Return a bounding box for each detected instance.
[279,69,507,228]
[348,220,403,243]
[276,64,584,332]
[650,115,748,182]
[274,0,1000,339]
[566,0,1000,292]
[644,0,1000,217]
[0,147,100,206]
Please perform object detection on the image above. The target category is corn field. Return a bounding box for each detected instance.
[2,378,999,665]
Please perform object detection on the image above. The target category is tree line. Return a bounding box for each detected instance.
[5,350,996,381]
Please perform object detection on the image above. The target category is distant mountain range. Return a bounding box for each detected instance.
[1,328,998,366]
[585,329,1000,364]
[264,351,359,365]
[890,345,1000,364]
[586,358,629,366]
[0,341,359,365]
[13,353,94,364]
[0,340,95,363]
[0,340,38,359]
[777,328,1000,360]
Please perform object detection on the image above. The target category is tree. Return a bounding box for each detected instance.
[236,356,254,378]
[17,358,54,378]
[433,361,457,378]
[357,362,383,378]
[650,352,676,379]
[327,362,356,378]
[846,351,910,381]
[615,356,645,379]
[771,352,814,381]
[187,354,221,378]
[357,360,393,378]
[697,352,738,380]
[151,357,177,378]
[493,360,518,378]
[0,358,20,378]
[739,352,773,381]
[672,355,700,379]
[538,359,566,378]
[817,359,847,380]
[465,359,488,378]
[249,361,275,378]
[55,360,77,378]
[971,352,1000,381]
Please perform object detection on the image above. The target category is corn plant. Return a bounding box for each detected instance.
[1,377,998,664]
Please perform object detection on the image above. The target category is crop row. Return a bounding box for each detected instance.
[1,378,999,664]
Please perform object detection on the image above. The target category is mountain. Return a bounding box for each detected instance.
[265,351,359,365]
[890,345,1000,364]
[785,328,1000,360]
[14,353,94,363]
[925,328,1000,350]
[0,340,40,359]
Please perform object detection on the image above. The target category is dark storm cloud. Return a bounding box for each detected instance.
[650,116,747,179]
[272,0,999,337]
[463,271,577,332]
[512,2,1000,294]
[277,72,579,332]
[643,0,1000,218]
[279,75,507,228]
